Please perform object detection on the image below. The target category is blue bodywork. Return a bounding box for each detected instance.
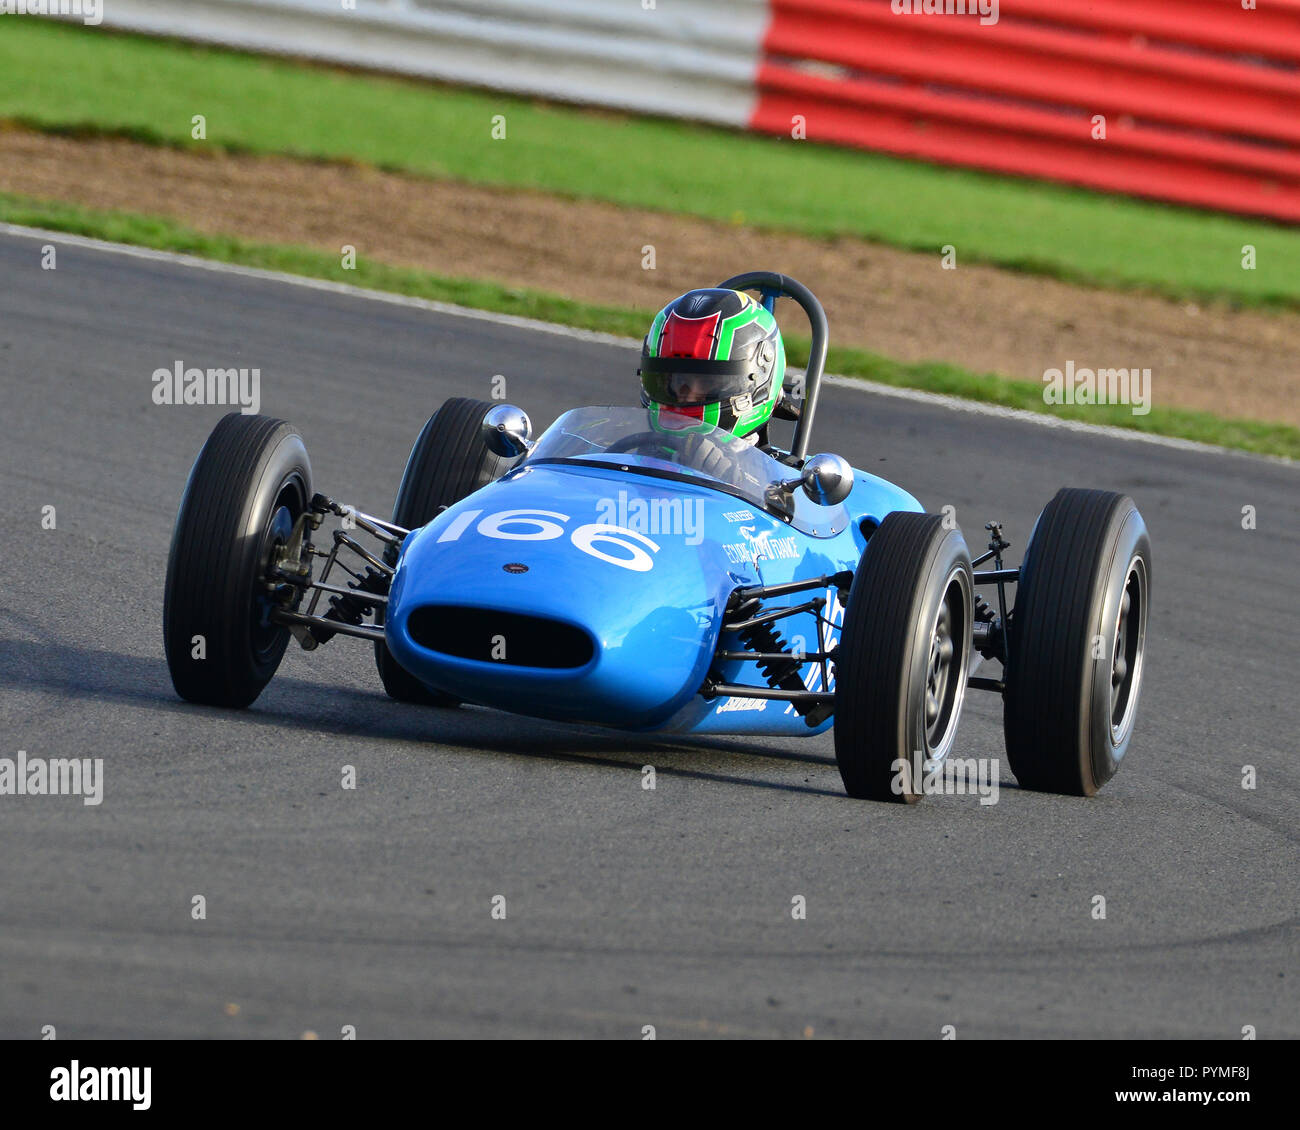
[385,407,921,737]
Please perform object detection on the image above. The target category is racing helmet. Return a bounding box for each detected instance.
[638,288,786,438]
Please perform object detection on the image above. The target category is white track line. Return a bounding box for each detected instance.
[3,222,1292,466]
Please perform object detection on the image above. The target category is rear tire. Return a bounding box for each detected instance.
[164,414,312,708]
[375,397,516,704]
[1003,488,1151,795]
[833,512,974,802]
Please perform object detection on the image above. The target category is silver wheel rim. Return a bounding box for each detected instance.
[922,568,969,763]
[1109,555,1147,745]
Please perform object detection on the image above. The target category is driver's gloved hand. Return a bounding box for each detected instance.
[679,433,732,480]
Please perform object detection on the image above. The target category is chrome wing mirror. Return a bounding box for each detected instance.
[765,452,853,515]
[482,405,534,458]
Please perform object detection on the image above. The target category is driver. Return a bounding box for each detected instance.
[637,288,787,449]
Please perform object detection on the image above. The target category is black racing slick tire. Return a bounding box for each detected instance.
[374,397,516,704]
[1002,489,1151,796]
[164,413,312,708]
[833,512,974,802]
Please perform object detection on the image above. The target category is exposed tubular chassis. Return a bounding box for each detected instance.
[701,521,1017,722]
[267,495,1019,717]
[265,494,405,650]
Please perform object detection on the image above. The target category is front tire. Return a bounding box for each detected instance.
[163,414,312,707]
[375,397,516,704]
[1003,488,1152,796]
[833,512,974,802]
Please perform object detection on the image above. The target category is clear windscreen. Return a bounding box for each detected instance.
[521,406,848,537]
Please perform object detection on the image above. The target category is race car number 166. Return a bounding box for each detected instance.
[436,509,660,572]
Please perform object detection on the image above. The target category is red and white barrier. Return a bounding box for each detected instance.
[752,0,1300,223]
[58,0,1300,223]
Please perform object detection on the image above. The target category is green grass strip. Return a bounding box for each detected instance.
[4,191,1294,460]
[2,19,1300,308]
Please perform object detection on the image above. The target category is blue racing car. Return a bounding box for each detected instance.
[163,272,1151,802]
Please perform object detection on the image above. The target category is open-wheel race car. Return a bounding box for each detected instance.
[163,272,1151,802]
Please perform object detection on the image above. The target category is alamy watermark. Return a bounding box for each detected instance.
[0,1,102,25]
[1043,360,1151,416]
[892,750,1000,803]
[0,751,103,806]
[152,360,260,414]
[891,0,998,27]
[50,1061,150,1110]
[595,489,703,546]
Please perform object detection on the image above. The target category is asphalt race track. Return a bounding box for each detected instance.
[1,229,1296,1039]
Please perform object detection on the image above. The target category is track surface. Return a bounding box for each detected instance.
[1,232,1296,1038]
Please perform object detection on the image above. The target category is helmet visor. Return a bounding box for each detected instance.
[639,356,753,408]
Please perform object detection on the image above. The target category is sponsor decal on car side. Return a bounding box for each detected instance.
[723,525,800,564]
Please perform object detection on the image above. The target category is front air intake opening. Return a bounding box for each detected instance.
[407,606,595,669]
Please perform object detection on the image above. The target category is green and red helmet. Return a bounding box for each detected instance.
[638,288,786,438]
